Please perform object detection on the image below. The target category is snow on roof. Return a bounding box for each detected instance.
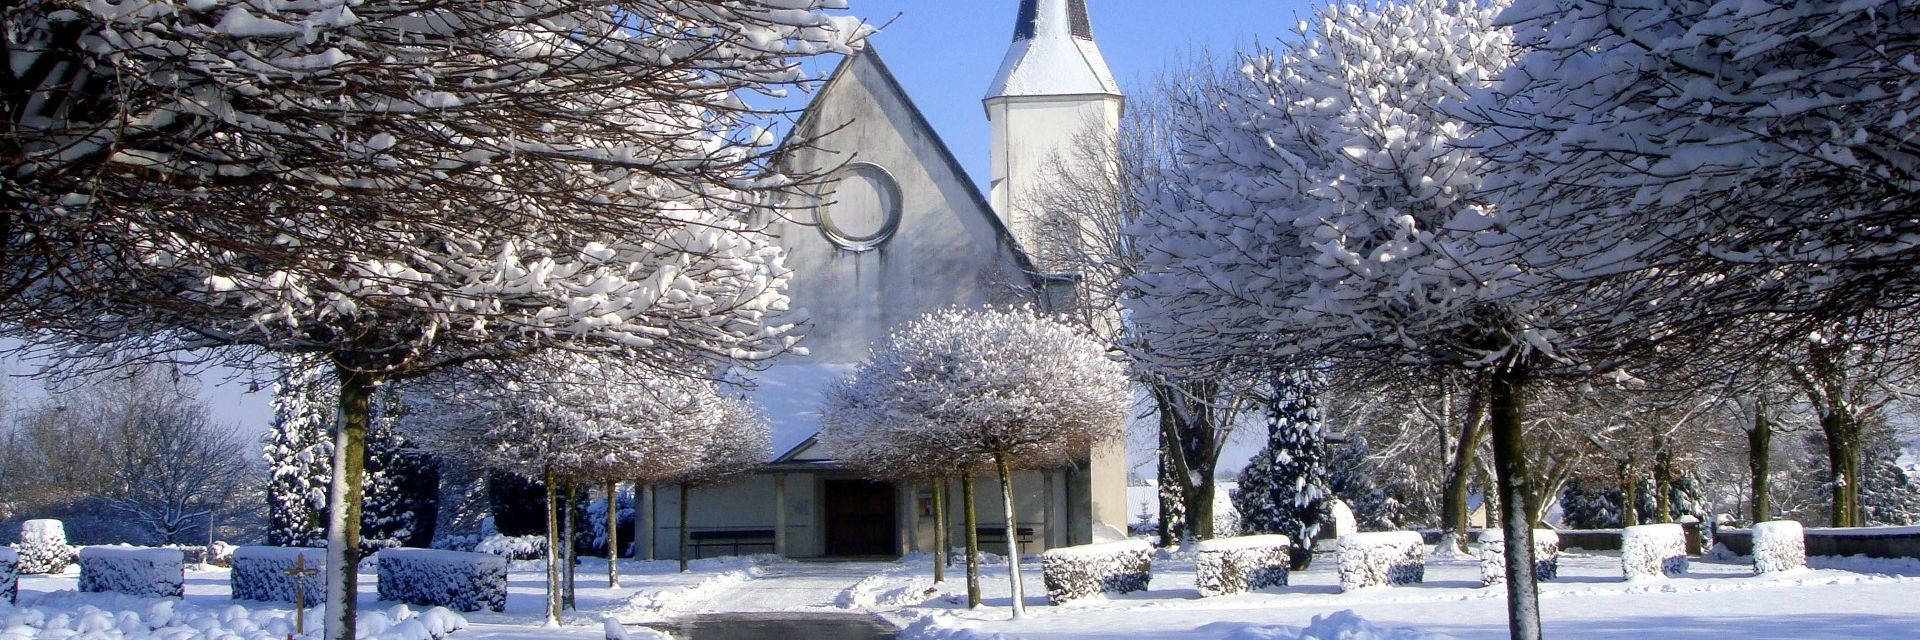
[984,0,1120,100]
[736,362,858,461]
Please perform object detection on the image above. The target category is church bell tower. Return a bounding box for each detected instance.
[983,0,1125,249]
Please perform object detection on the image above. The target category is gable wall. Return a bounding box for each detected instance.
[773,52,1039,364]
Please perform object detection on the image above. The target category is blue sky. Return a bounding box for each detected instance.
[4,1,1312,467]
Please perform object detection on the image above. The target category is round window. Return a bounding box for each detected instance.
[818,163,902,251]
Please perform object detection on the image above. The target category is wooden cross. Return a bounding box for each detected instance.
[285,554,320,638]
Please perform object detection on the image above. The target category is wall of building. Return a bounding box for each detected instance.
[773,52,1038,365]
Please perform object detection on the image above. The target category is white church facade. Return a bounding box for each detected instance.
[641,0,1132,559]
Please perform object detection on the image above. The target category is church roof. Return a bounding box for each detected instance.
[985,0,1121,100]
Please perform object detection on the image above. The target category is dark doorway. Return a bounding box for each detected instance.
[823,479,898,556]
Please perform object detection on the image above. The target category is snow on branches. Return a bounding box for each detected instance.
[1125,0,1526,374]
[821,306,1125,619]
[1471,0,1920,351]
[415,354,764,488]
[820,306,1129,475]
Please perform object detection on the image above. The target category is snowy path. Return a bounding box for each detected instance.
[694,561,897,612]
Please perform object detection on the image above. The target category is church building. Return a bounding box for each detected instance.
[645,0,1131,560]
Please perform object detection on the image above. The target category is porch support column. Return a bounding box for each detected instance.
[1043,471,1059,550]
[774,473,789,557]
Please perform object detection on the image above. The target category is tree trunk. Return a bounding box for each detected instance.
[962,469,981,609]
[1488,361,1542,640]
[543,469,560,626]
[678,483,691,573]
[1821,408,1861,527]
[1619,460,1639,528]
[1653,450,1674,524]
[932,476,946,584]
[1155,440,1183,547]
[994,453,1027,619]
[562,480,577,609]
[322,364,376,640]
[1748,412,1772,524]
[1441,379,1488,553]
[641,484,655,561]
[606,480,620,588]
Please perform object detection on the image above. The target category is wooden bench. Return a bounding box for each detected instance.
[688,529,776,558]
[976,526,1037,553]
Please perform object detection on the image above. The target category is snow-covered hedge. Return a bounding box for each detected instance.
[14,519,75,575]
[1337,531,1425,591]
[470,533,546,561]
[1477,528,1560,586]
[1194,534,1290,597]
[1752,520,1807,574]
[230,546,326,605]
[78,546,185,598]
[0,598,466,640]
[1622,523,1688,580]
[0,547,16,605]
[376,548,508,613]
[1039,540,1152,604]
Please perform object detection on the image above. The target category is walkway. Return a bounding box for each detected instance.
[639,561,901,639]
[650,612,898,640]
[696,561,896,612]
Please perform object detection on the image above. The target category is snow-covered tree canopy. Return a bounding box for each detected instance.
[1470,0,1920,355]
[821,306,1128,472]
[4,0,868,375]
[1124,0,1537,376]
[413,353,764,486]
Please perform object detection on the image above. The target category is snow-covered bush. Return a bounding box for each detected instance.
[77,546,185,598]
[0,547,16,604]
[471,533,546,561]
[1194,535,1290,597]
[230,546,326,606]
[1336,532,1425,591]
[1621,523,1688,580]
[1751,520,1807,575]
[1039,540,1152,604]
[14,520,74,575]
[1477,529,1559,586]
[376,549,507,613]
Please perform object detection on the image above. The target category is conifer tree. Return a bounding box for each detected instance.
[265,364,334,548]
[1233,371,1329,569]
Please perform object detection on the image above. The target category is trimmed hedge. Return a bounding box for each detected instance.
[1477,529,1560,586]
[1039,540,1152,604]
[1195,535,1290,597]
[1337,531,1425,591]
[15,519,75,575]
[78,546,185,598]
[0,547,16,604]
[1622,523,1688,580]
[376,548,508,613]
[1751,520,1807,574]
[230,546,327,605]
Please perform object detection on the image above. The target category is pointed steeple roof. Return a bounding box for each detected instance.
[984,0,1121,100]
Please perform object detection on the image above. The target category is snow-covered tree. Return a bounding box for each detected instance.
[1123,1,1560,635]
[1234,371,1330,569]
[1472,0,1920,349]
[7,3,863,638]
[266,361,440,552]
[265,365,333,548]
[415,353,766,622]
[666,394,770,573]
[823,306,1128,619]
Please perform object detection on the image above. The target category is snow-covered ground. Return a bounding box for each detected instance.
[865,548,1920,639]
[4,555,780,639]
[6,546,1918,639]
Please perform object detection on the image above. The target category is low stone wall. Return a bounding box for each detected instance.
[1717,525,1920,559]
